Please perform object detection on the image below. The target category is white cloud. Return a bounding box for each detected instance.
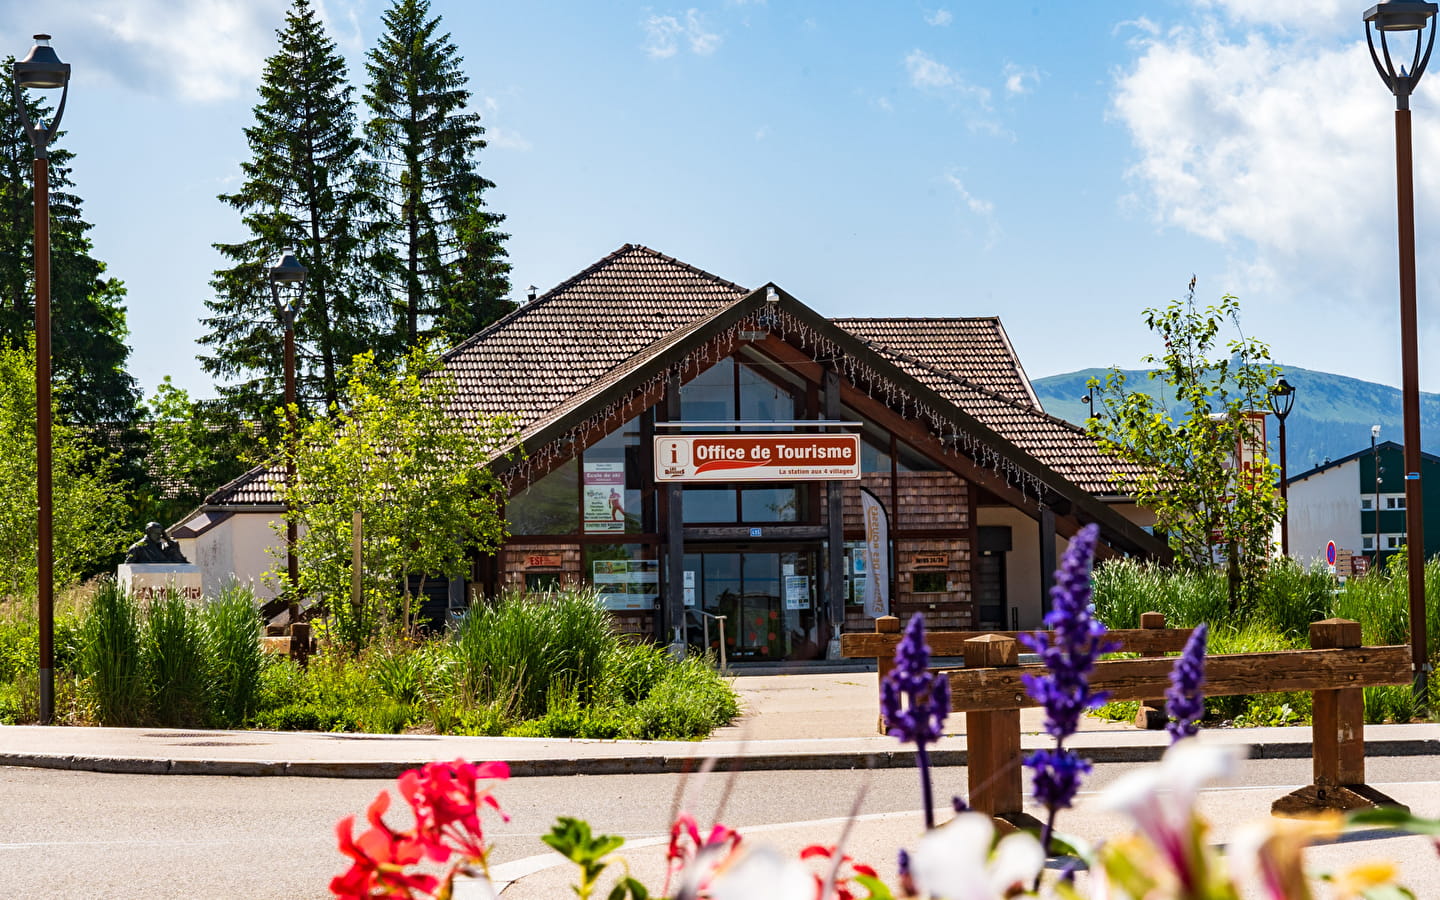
[904,49,995,131]
[754,125,767,141]
[925,9,953,27]
[1,0,365,102]
[944,173,994,216]
[642,9,721,59]
[906,49,959,89]
[1110,16,1440,313]
[478,95,531,151]
[1003,63,1039,95]
[944,172,1000,248]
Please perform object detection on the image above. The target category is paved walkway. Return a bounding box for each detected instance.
[0,671,1436,777]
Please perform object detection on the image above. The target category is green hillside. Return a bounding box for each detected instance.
[1032,366,1440,475]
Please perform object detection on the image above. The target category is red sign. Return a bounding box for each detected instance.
[654,434,861,482]
[524,553,563,569]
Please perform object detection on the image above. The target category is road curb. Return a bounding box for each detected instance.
[2,737,1436,778]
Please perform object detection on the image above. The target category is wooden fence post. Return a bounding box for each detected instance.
[1134,612,1168,729]
[875,616,900,734]
[964,634,1039,830]
[1272,618,1407,816]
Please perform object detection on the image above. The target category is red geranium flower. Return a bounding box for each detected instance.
[331,792,437,899]
[398,758,510,863]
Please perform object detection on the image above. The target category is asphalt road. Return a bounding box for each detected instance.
[1,756,1437,898]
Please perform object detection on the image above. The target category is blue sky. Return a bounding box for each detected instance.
[7,1,1440,401]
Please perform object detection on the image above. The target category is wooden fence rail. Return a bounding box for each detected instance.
[839,613,1194,732]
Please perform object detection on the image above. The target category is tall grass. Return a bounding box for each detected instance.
[1091,559,1228,629]
[205,581,263,726]
[456,587,619,719]
[79,580,146,726]
[142,591,209,726]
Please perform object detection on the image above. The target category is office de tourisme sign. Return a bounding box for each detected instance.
[654,434,862,482]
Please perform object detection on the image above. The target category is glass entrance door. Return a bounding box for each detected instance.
[681,546,821,661]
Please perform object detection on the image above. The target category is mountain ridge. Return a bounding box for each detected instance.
[1031,366,1440,474]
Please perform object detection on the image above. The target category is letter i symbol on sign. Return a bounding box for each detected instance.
[670,444,679,464]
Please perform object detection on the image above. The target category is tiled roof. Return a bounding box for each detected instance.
[439,244,748,428]
[832,317,1038,406]
[200,245,1140,507]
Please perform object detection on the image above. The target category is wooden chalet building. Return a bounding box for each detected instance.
[175,245,1166,662]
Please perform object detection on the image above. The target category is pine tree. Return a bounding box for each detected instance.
[363,0,512,351]
[0,71,138,427]
[202,0,383,420]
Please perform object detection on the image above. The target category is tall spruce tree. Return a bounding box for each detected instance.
[0,70,138,427]
[202,0,383,420]
[364,0,512,350]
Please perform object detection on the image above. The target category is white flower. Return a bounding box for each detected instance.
[1098,741,1244,890]
[709,845,816,900]
[909,812,1045,900]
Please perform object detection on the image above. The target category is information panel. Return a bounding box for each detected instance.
[654,434,861,482]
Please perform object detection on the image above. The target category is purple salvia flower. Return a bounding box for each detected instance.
[1023,747,1093,812]
[881,613,950,828]
[1165,622,1209,743]
[1019,524,1118,741]
[1019,523,1114,859]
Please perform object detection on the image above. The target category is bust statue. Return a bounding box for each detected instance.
[125,521,189,565]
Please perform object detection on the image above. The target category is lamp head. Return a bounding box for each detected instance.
[1268,376,1297,419]
[13,34,69,90]
[1366,0,1438,30]
[268,251,308,285]
[1373,424,1383,440]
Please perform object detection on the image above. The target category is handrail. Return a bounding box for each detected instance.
[684,608,728,670]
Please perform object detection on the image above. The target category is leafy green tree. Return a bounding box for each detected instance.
[0,65,138,428]
[201,0,384,421]
[277,346,517,649]
[134,377,257,525]
[1087,282,1283,607]
[363,0,513,350]
[0,340,128,597]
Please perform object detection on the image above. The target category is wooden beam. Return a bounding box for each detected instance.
[752,337,1129,560]
[945,646,1412,711]
[841,626,1196,660]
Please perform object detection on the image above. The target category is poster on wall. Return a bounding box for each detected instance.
[784,575,810,610]
[859,487,890,618]
[583,462,626,533]
[592,559,658,610]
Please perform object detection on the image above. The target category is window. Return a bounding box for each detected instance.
[912,571,947,593]
[507,459,579,534]
[1361,498,1374,510]
[1387,496,1406,510]
[1363,536,1375,550]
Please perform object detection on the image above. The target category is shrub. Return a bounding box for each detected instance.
[631,655,738,740]
[455,588,618,719]
[142,592,209,726]
[205,582,263,726]
[78,580,146,726]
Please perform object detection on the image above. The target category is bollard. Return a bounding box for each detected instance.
[1133,611,1168,729]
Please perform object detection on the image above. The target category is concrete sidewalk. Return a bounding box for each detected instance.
[0,671,1436,778]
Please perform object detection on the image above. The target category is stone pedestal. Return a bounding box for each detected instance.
[117,564,204,603]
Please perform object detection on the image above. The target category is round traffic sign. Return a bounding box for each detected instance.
[1326,541,1337,566]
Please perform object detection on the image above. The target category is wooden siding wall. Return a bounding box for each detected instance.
[501,544,582,589]
[836,469,975,634]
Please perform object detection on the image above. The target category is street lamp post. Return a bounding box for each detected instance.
[268,252,308,618]
[13,35,71,726]
[1269,377,1297,557]
[1365,0,1437,700]
[1373,424,1384,566]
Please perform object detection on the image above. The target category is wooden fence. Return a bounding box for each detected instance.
[843,617,1411,825]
